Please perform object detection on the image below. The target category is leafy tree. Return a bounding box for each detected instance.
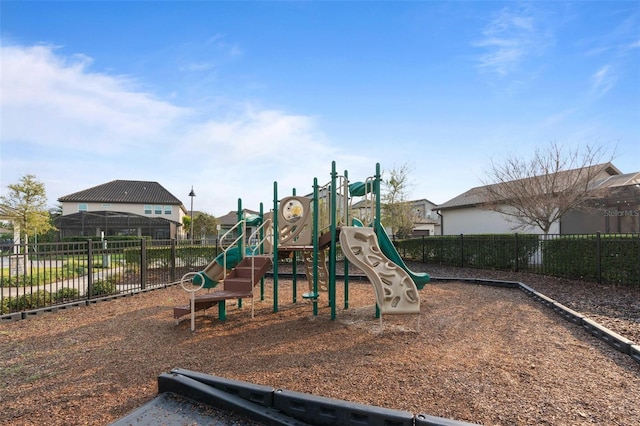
[480,142,615,234]
[0,174,54,244]
[381,163,415,239]
[193,212,219,240]
[38,204,63,243]
[182,215,192,239]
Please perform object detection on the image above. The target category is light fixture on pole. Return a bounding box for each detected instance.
[188,186,196,242]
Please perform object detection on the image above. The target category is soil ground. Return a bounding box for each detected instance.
[1,264,639,426]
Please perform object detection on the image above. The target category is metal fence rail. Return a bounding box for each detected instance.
[2,233,638,318]
[395,232,640,286]
[0,239,219,317]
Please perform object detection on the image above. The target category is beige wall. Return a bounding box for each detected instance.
[61,201,185,226]
[441,205,559,235]
[411,199,438,220]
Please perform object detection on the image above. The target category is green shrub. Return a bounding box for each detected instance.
[398,234,539,270]
[541,235,639,285]
[92,276,118,296]
[2,290,52,313]
[53,287,80,302]
[0,275,18,288]
[176,245,216,267]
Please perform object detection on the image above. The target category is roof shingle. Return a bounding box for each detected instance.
[58,180,182,205]
[437,163,626,210]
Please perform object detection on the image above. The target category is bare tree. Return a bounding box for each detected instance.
[480,143,615,234]
[381,163,415,239]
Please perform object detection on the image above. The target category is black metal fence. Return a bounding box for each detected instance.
[395,233,640,286]
[0,239,219,318]
[2,233,638,318]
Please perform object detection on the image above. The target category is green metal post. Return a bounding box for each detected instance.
[329,161,337,320]
[218,300,227,321]
[343,169,350,309]
[259,202,265,301]
[237,198,244,260]
[237,198,243,310]
[374,163,381,318]
[312,178,319,316]
[292,188,297,303]
[374,163,381,231]
[273,181,279,312]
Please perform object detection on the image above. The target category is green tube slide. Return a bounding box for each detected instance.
[373,222,430,289]
[350,218,430,289]
[192,247,244,289]
[348,181,379,197]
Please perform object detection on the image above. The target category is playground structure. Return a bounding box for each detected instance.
[174,162,430,330]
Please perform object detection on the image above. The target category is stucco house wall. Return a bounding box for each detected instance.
[61,201,183,225]
[57,180,188,239]
[441,206,559,235]
[437,163,631,236]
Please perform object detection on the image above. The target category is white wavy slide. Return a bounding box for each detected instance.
[339,226,421,329]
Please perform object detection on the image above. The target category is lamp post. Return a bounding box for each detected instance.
[188,186,196,243]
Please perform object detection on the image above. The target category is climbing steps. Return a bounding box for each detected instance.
[302,249,329,299]
[173,255,272,322]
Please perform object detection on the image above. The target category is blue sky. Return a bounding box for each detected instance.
[1,1,639,217]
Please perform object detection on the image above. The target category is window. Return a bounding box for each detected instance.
[102,203,112,208]
[144,205,152,214]
[154,205,162,214]
[78,203,88,212]
[164,205,172,215]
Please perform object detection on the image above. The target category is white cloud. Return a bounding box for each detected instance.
[0,42,372,215]
[0,43,191,154]
[538,108,578,129]
[205,34,243,58]
[589,65,616,98]
[474,6,552,77]
[180,62,216,72]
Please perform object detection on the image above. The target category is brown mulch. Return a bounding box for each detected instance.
[1,264,639,426]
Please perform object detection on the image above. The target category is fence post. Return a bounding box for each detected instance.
[422,235,426,263]
[515,233,519,272]
[170,239,177,283]
[140,239,147,290]
[637,233,640,287]
[596,232,602,284]
[460,234,464,268]
[86,240,94,299]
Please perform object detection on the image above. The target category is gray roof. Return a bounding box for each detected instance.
[436,186,487,210]
[217,209,260,226]
[590,172,640,189]
[58,180,183,205]
[437,163,625,210]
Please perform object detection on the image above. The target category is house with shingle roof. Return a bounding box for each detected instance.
[56,180,188,239]
[437,163,640,235]
[351,197,441,236]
